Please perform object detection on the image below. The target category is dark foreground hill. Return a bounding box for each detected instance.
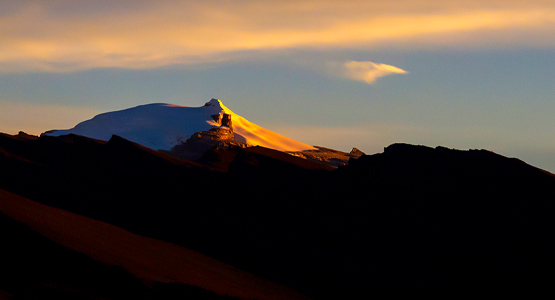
[1,131,554,298]
[0,188,305,300]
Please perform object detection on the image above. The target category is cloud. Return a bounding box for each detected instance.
[1,1,554,72]
[341,61,407,84]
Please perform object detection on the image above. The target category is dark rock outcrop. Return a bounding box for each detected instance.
[287,146,364,168]
[349,147,365,156]
[167,127,246,161]
[211,114,222,125]
[209,113,233,130]
[221,114,233,130]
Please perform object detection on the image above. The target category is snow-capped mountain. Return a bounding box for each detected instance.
[43,99,315,152]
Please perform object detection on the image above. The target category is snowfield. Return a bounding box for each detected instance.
[43,99,315,152]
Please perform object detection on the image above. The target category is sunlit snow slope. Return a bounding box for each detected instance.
[43,99,315,152]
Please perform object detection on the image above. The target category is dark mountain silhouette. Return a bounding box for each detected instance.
[0,188,307,300]
[1,131,554,298]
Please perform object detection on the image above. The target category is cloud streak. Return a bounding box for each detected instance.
[342,61,408,84]
[1,1,554,72]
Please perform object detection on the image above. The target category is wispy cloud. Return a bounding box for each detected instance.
[1,1,554,72]
[342,61,407,84]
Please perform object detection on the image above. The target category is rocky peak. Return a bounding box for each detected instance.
[205,98,222,107]
[350,148,365,156]
[211,114,222,125]
[221,113,233,130]
[194,127,234,141]
[167,127,246,161]
[210,113,233,131]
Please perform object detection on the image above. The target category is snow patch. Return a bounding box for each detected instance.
[43,99,315,152]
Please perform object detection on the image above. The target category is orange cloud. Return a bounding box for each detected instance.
[1,1,554,72]
[342,61,408,84]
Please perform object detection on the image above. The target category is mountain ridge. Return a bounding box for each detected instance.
[2,131,555,298]
[43,99,316,153]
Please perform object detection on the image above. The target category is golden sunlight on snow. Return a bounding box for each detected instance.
[217,100,316,152]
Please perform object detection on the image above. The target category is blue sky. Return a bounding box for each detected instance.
[1,1,554,172]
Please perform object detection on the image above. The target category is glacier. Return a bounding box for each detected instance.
[43,99,315,152]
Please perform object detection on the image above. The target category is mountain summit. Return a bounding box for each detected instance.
[43,99,315,152]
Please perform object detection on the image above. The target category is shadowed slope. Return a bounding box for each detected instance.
[197,145,334,172]
[2,133,555,298]
[0,188,309,300]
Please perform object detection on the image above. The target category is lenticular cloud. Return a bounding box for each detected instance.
[343,61,407,84]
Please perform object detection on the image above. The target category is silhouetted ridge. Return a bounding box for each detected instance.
[0,188,300,300]
[242,146,334,170]
[106,134,165,160]
[348,143,553,180]
[2,132,555,298]
[15,131,38,140]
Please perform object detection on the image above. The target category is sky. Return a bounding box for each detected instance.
[1,0,554,172]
